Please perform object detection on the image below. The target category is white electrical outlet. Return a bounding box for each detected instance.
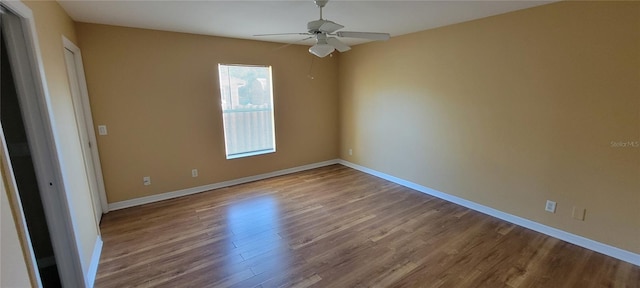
[545,200,556,213]
[192,169,198,177]
[348,149,353,156]
[143,176,151,186]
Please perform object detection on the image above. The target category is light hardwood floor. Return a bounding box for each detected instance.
[95,164,639,287]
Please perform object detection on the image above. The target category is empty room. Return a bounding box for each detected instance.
[1,0,638,287]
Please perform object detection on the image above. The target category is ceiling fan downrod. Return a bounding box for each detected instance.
[314,0,328,19]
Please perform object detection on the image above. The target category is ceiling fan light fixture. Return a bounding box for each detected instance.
[309,42,335,58]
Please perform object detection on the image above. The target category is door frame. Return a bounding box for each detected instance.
[63,36,109,220]
[0,123,42,287]
[0,1,86,287]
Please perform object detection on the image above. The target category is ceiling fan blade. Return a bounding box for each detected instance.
[254,33,311,37]
[319,21,344,33]
[327,37,351,52]
[336,31,390,41]
[273,36,315,51]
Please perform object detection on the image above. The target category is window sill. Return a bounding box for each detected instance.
[226,149,275,160]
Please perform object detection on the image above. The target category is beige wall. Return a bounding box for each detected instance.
[16,0,99,279]
[1,164,33,288]
[75,23,339,203]
[339,1,639,253]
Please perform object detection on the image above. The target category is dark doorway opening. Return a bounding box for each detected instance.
[1,23,62,288]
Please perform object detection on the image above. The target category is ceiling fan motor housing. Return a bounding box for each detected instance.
[307,19,343,34]
[308,19,324,33]
[308,19,327,33]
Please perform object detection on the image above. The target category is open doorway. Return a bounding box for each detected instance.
[0,3,93,286]
[1,14,61,288]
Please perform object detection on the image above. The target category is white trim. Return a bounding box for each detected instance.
[0,1,87,286]
[338,160,640,266]
[62,36,109,218]
[86,236,102,288]
[62,37,108,214]
[0,122,43,287]
[109,159,340,210]
[0,0,31,18]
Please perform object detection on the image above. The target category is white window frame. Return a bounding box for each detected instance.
[217,64,276,159]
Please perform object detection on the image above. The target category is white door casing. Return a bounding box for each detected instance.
[0,1,86,287]
[63,37,109,226]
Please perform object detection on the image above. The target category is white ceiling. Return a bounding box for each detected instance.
[58,0,554,46]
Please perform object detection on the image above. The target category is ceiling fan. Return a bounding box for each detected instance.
[255,0,390,58]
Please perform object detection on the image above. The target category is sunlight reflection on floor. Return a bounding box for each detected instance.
[225,195,289,279]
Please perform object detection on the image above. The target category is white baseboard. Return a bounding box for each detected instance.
[338,160,640,266]
[86,236,102,288]
[108,159,340,211]
[105,157,639,266]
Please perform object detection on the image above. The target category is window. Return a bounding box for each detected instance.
[218,64,275,159]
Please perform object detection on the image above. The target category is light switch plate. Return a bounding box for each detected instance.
[98,125,108,135]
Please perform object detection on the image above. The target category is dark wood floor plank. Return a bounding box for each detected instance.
[95,164,640,288]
